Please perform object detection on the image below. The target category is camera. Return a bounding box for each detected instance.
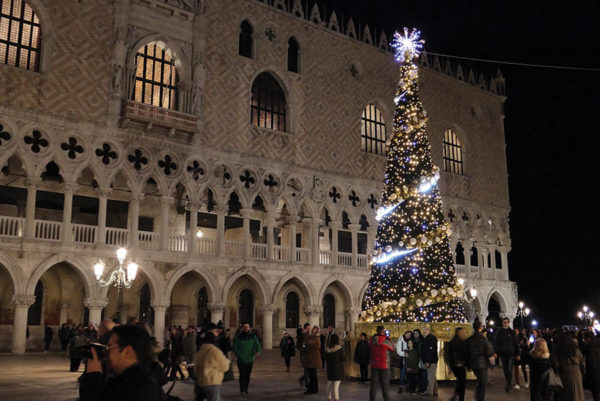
[385,329,390,338]
[78,342,108,360]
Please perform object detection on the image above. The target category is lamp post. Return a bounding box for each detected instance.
[577,305,595,326]
[94,248,138,322]
[457,278,477,320]
[516,301,530,329]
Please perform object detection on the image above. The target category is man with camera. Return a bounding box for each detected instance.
[79,324,165,401]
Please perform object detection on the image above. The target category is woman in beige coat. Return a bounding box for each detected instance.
[302,326,322,394]
[194,331,230,401]
[555,334,585,401]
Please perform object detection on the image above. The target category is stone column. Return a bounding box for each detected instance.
[304,305,322,328]
[11,294,35,354]
[84,297,108,326]
[476,313,487,324]
[152,303,169,347]
[187,202,200,254]
[159,196,174,251]
[128,192,143,248]
[61,182,77,244]
[349,223,360,268]
[59,302,70,325]
[489,246,497,269]
[208,302,226,325]
[214,205,227,256]
[310,218,322,266]
[330,220,339,265]
[96,187,110,244]
[260,304,275,350]
[288,215,298,262]
[265,211,275,261]
[345,307,361,334]
[241,208,253,259]
[24,178,40,239]
[367,226,377,255]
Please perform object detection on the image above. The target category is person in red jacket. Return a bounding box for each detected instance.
[369,325,395,401]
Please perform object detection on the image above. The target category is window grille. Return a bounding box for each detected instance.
[251,72,286,131]
[361,104,387,155]
[132,42,177,110]
[443,129,464,175]
[0,0,41,71]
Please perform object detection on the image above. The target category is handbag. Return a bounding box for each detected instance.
[223,361,234,382]
[542,368,563,392]
[390,351,402,368]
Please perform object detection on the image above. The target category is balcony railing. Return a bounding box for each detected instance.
[0,216,24,237]
[123,100,198,133]
[0,216,379,270]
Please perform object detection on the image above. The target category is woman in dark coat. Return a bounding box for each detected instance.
[325,334,344,401]
[280,332,296,371]
[302,326,321,394]
[354,332,370,383]
[555,334,585,401]
[445,327,467,401]
[528,338,555,401]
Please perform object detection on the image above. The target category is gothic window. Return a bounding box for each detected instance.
[470,246,478,267]
[138,284,154,325]
[197,287,211,326]
[455,242,465,265]
[287,37,299,73]
[132,41,177,110]
[495,250,502,269]
[238,289,253,326]
[0,0,41,71]
[285,291,299,328]
[323,294,335,328]
[251,72,286,131]
[27,280,43,325]
[443,129,464,175]
[361,104,387,155]
[239,20,253,58]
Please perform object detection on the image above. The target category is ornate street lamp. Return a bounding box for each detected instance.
[94,248,138,322]
[516,301,530,329]
[457,278,478,321]
[577,305,595,326]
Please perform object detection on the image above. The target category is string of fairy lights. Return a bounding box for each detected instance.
[361,28,466,324]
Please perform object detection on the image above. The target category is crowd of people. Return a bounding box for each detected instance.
[40,316,600,401]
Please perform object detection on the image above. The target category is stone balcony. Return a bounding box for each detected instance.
[122,100,198,133]
[0,215,369,268]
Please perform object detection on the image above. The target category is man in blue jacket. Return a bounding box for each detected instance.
[493,317,520,392]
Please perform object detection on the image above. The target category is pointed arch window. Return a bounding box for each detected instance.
[443,129,464,175]
[197,287,211,326]
[287,37,299,73]
[470,246,479,267]
[495,250,502,269]
[132,41,177,110]
[323,293,335,328]
[455,242,465,265]
[0,0,41,71]
[361,104,387,155]
[238,289,254,326]
[251,72,286,131]
[239,20,253,58]
[285,291,299,328]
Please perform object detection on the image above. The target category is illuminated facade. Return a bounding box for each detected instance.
[0,0,516,352]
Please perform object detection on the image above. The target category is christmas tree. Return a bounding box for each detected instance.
[362,29,466,323]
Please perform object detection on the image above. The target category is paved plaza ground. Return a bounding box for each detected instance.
[0,350,594,401]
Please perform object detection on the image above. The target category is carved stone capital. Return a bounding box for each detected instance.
[207,302,226,313]
[186,200,203,211]
[130,192,145,202]
[303,305,322,316]
[213,204,228,214]
[151,303,170,311]
[26,177,41,188]
[159,196,175,206]
[84,297,108,310]
[97,187,112,197]
[348,223,361,233]
[240,208,254,219]
[62,182,78,194]
[12,294,36,308]
[259,304,276,314]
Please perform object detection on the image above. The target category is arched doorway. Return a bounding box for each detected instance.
[138,283,154,326]
[285,291,299,328]
[323,293,335,328]
[27,281,43,326]
[239,289,254,326]
[197,287,211,327]
[487,296,501,325]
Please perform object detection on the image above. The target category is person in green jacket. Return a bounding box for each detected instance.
[233,322,261,396]
[405,339,420,395]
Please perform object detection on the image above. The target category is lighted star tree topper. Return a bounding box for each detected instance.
[361,28,466,323]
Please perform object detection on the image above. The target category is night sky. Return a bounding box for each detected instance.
[317,0,600,325]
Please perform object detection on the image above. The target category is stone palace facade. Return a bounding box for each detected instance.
[0,0,517,352]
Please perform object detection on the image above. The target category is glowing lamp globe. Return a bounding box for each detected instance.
[94,260,105,280]
[116,248,127,264]
[127,262,138,281]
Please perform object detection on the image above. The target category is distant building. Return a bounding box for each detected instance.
[0,0,516,352]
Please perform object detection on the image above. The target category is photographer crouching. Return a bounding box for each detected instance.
[79,324,165,401]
